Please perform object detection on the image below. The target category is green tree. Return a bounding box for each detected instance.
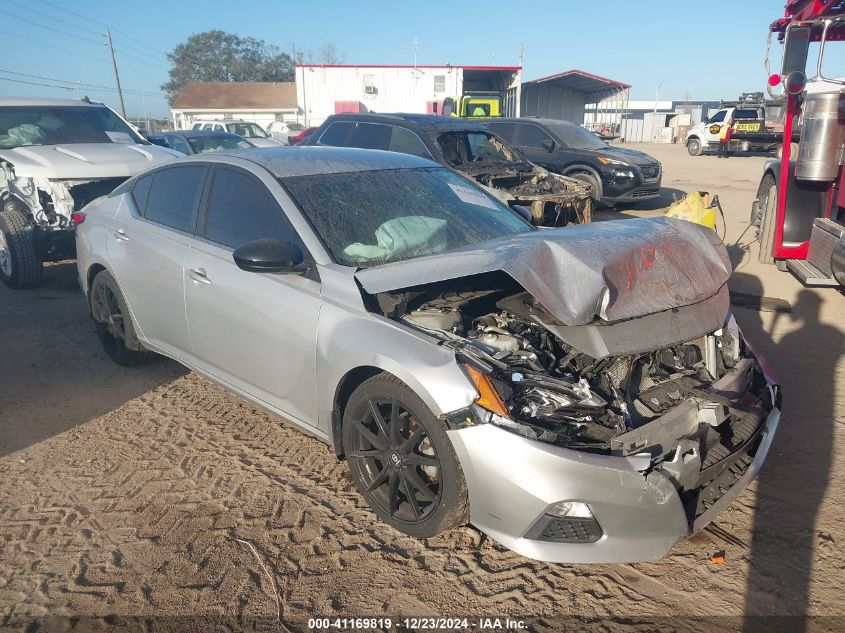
[162,30,294,103]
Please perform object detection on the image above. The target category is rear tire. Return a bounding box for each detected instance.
[0,200,43,289]
[342,373,469,539]
[757,177,778,265]
[687,138,703,156]
[89,270,152,366]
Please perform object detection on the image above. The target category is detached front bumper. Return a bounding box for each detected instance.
[447,387,780,564]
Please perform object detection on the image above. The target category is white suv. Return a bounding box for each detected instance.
[0,97,180,289]
[190,119,282,147]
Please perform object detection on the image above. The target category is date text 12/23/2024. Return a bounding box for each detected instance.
[308,617,528,631]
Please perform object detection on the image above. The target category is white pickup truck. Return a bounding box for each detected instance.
[684,106,779,156]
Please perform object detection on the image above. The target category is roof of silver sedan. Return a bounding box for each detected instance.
[222,146,437,178]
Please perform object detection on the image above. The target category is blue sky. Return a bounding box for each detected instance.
[0,0,828,118]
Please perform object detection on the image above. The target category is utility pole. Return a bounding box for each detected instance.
[106,27,127,118]
[141,90,149,132]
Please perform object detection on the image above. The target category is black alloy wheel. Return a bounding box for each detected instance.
[90,270,151,366]
[343,374,468,538]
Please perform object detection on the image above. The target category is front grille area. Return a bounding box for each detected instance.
[632,188,660,198]
[684,439,759,520]
[525,515,603,543]
[640,163,661,179]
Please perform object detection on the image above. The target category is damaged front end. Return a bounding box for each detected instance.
[357,217,781,562]
[469,163,592,226]
[436,130,592,227]
[0,161,126,260]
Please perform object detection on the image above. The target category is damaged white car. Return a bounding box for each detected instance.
[76,147,781,563]
[0,98,179,289]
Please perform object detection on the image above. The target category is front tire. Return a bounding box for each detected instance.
[0,200,43,289]
[90,270,152,366]
[569,172,602,209]
[342,373,469,538]
[687,138,703,156]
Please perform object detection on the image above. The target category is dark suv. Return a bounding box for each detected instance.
[304,113,592,227]
[482,118,662,207]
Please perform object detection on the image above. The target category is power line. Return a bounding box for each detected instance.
[5,0,104,36]
[0,69,164,97]
[110,36,168,63]
[113,47,170,72]
[38,0,171,58]
[0,76,73,90]
[0,30,109,65]
[0,8,106,46]
[38,0,105,26]
[0,30,167,81]
[111,26,171,58]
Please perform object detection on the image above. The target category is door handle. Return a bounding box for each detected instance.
[113,229,129,241]
[187,268,212,285]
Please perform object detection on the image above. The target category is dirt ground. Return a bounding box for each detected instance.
[1,144,843,632]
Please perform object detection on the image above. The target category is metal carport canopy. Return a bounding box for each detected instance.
[524,69,631,102]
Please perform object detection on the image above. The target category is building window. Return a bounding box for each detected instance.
[363,74,377,95]
[433,75,446,93]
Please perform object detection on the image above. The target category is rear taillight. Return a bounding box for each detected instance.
[71,212,86,226]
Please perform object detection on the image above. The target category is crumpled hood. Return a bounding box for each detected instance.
[0,143,179,178]
[356,217,731,326]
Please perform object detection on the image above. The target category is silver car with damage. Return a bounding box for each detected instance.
[0,98,180,289]
[76,147,781,563]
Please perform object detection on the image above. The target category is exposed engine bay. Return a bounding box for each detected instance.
[435,131,592,226]
[0,161,126,227]
[374,274,775,489]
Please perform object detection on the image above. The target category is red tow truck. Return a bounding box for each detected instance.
[753,0,845,286]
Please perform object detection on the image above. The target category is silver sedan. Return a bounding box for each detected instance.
[75,147,781,563]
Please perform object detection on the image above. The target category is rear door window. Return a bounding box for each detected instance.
[203,167,299,249]
[388,127,431,159]
[484,121,516,142]
[144,165,207,233]
[514,123,554,149]
[317,121,354,146]
[345,122,391,150]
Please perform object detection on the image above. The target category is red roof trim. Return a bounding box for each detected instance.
[295,64,521,71]
[525,69,631,89]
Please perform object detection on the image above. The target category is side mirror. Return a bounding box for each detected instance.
[233,238,307,274]
[783,70,807,96]
[541,139,556,153]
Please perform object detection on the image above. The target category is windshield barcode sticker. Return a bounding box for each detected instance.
[105,131,134,144]
[448,183,498,210]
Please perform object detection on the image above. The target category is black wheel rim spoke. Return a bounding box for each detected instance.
[349,397,442,524]
[368,399,390,441]
[403,453,438,468]
[400,474,421,521]
[405,468,437,503]
[389,399,402,444]
[387,470,400,513]
[400,425,425,454]
[365,466,390,492]
[353,418,385,450]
